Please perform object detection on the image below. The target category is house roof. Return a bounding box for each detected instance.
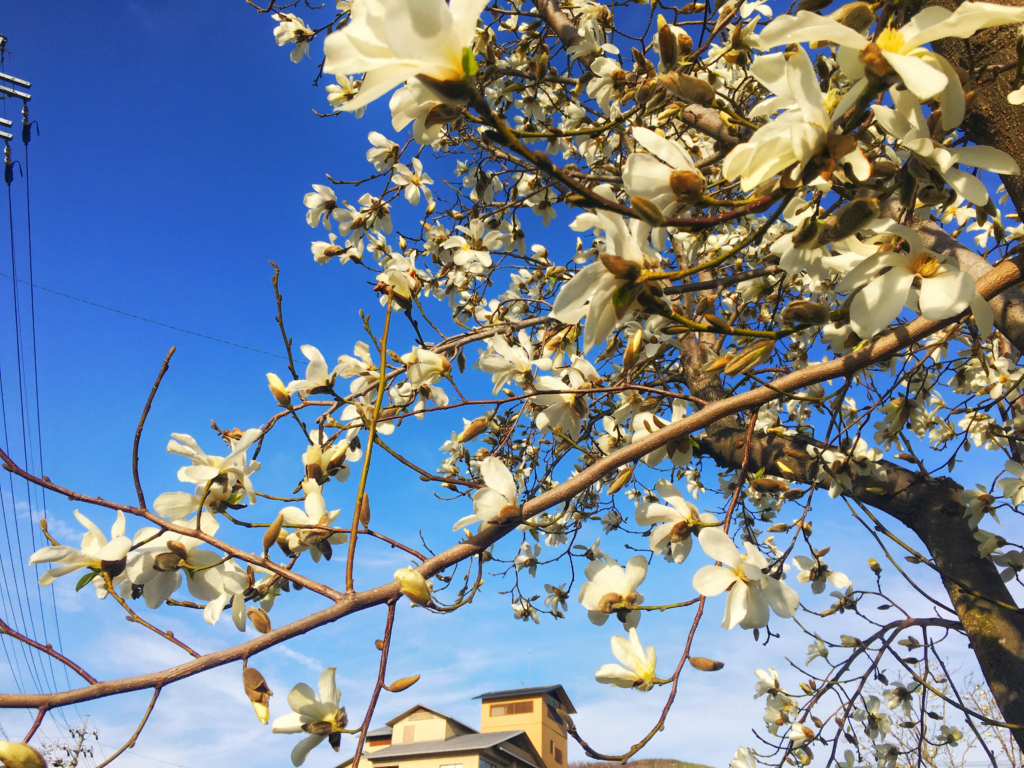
[384,704,478,734]
[473,685,577,714]
[364,731,542,768]
[366,726,393,739]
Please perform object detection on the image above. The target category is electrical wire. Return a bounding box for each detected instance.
[0,271,287,359]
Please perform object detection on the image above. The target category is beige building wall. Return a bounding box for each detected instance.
[479,695,566,768]
[370,755,482,768]
[391,712,461,744]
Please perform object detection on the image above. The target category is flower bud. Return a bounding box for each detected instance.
[724,340,774,376]
[394,566,432,606]
[869,557,882,576]
[689,657,725,671]
[247,607,272,634]
[657,16,679,69]
[267,373,292,408]
[658,71,715,106]
[606,466,633,495]
[0,742,45,768]
[750,477,790,494]
[669,170,705,199]
[599,253,643,281]
[622,328,644,370]
[629,196,667,227]
[702,313,734,333]
[263,514,284,555]
[816,198,879,245]
[831,1,875,33]
[704,352,733,373]
[359,494,372,527]
[457,416,490,443]
[385,674,421,692]
[243,666,273,725]
[782,300,830,326]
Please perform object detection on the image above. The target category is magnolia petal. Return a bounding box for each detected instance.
[918,271,973,320]
[881,51,947,101]
[696,527,741,568]
[291,734,327,767]
[723,582,752,629]
[954,144,1021,175]
[595,662,640,687]
[757,12,868,49]
[693,564,738,597]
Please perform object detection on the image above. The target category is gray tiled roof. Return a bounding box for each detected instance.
[365,731,539,768]
[367,726,393,738]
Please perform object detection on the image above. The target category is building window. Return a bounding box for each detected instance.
[403,725,415,743]
[555,748,563,765]
[481,760,498,768]
[490,701,534,717]
[440,764,463,768]
[549,740,554,753]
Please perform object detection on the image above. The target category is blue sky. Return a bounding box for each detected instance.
[0,2,1010,768]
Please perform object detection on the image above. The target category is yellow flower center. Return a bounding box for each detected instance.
[911,253,941,278]
[876,26,906,53]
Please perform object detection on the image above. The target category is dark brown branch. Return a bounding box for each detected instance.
[133,347,175,510]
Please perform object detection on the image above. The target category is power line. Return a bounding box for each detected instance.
[0,272,287,359]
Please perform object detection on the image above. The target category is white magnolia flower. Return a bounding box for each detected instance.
[390,80,449,145]
[993,549,1024,582]
[29,510,131,598]
[304,184,340,229]
[272,13,313,63]
[635,479,718,564]
[334,341,378,394]
[623,127,704,213]
[792,556,851,594]
[998,460,1024,505]
[544,583,569,612]
[872,89,1019,206]
[731,747,757,768]
[723,48,868,191]
[758,4,1024,114]
[531,358,600,441]
[883,682,921,718]
[476,331,553,394]
[578,555,647,629]
[403,347,451,389]
[595,627,657,690]
[808,437,886,498]
[366,131,399,171]
[512,597,540,623]
[453,456,521,530]
[287,345,336,396]
[837,224,976,339]
[807,637,829,664]
[393,158,434,207]
[692,528,799,630]
[127,515,245,609]
[851,695,893,739]
[304,430,361,484]
[282,479,348,562]
[272,666,348,766]
[155,428,261,517]
[322,0,487,111]
[631,400,693,468]
[551,209,655,351]
[514,542,541,577]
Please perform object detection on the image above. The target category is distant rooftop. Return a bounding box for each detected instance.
[385,704,478,734]
[365,730,542,768]
[474,685,577,714]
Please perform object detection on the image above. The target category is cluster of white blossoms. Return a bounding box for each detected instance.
[24,0,1024,765]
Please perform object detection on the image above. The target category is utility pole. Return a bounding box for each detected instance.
[41,714,99,768]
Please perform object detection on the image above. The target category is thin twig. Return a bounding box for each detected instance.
[0,618,97,684]
[133,347,175,509]
[94,687,161,767]
[352,601,397,768]
[23,707,45,742]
